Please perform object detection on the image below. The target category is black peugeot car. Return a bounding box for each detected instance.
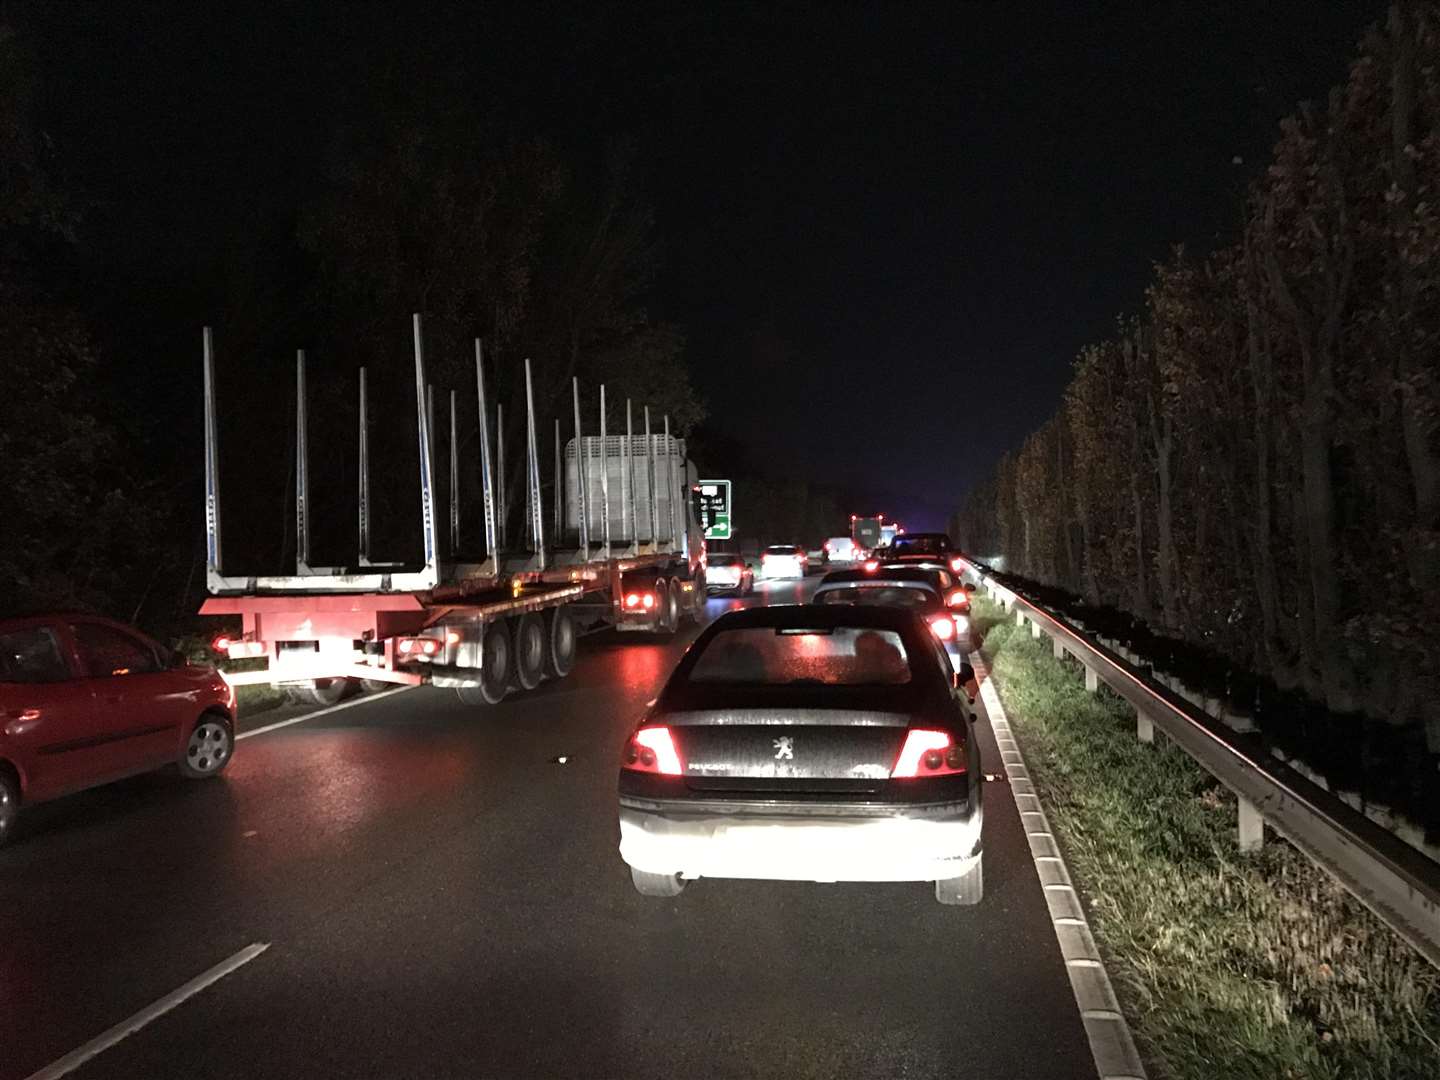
[617,604,983,904]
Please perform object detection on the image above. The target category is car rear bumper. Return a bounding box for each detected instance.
[618,799,982,884]
[705,577,744,592]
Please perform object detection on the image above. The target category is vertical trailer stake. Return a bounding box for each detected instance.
[599,384,611,557]
[412,314,439,584]
[449,389,460,556]
[202,327,224,584]
[623,399,634,553]
[295,350,311,572]
[496,401,507,550]
[573,377,590,558]
[524,358,545,566]
[645,406,658,549]
[664,413,676,548]
[358,367,371,565]
[474,340,498,573]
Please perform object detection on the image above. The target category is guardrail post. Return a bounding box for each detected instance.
[1016,610,1025,627]
[1085,666,1099,693]
[1053,637,1065,660]
[1030,620,1041,640]
[1136,707,1154,744]
[1238,797,1264,852]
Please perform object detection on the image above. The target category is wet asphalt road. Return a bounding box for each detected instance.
[1,576,1095,1080]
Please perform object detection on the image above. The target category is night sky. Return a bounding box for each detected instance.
[35,1,1385,529]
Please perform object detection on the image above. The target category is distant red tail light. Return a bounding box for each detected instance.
[947,590,971,610]
[949,557,965,573]
[863,560,879,572]
[929,616,955,641]
[892,729,966,777]
[623,725,684,775]
[210,634,232,656]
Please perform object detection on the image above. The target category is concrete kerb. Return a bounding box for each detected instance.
[972,650,1148,1080]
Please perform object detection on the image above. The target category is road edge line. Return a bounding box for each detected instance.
[972,650,1148,1080]
[237,686,417,740]
[24,942,271,1080]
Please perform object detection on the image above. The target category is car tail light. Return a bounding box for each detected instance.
[949,557,965,573]
[863,560,879,572]
[398,636,442,658]
[948,589,971,609]
[211,634,232,655]
[929,616,955,641]
[892,729,966,777]
[623,725,684,775]
[953,614,970,636]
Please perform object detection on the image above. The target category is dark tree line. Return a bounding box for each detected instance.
[955,4,1440,737]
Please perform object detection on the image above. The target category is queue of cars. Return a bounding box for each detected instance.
[4,529,987,908]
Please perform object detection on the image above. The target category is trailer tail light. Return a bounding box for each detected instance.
[624,592,656,611]
[622,725,683,775]
[398,636,443,659]
[210,634,264,660]
[929,616,955,641]
[892,729,966,777]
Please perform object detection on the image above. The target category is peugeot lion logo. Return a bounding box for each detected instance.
[772,736,794,761]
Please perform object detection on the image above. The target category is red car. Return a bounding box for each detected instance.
[0,614,236,845]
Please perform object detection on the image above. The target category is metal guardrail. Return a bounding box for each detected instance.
[960,559,1440,971]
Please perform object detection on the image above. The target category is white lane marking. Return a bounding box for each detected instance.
[237,686,417,741]
[25,943,270,1080]
[971,651,1148,1080]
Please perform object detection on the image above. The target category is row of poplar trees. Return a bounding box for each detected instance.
[954,4,1440,733]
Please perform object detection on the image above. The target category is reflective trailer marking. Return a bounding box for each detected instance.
[24,943,270,1080]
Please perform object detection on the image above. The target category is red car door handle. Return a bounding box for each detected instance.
[3,708,42,736]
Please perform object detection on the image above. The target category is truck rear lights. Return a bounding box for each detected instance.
[622,725,683,775]
[210,634,264,660]
[624,592,656,610]
[892,729,966,777]
[398,636,443,658]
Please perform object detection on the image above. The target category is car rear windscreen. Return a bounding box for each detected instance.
[814,585,937,609]
[709,554,744,566]
[891,536,949,555]
[687,626,911,686]
[764,546,799,555]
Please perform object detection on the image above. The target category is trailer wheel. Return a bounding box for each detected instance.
[360,679,391,694]
[301,679,346,707]
[456,621,511,706]
[661,581,680,635]
[544,607,576,679]
[513,613,546,691]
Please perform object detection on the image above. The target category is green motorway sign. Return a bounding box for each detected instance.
[695,479,732,540]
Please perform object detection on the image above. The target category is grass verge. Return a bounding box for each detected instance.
[974,596,1440,1080]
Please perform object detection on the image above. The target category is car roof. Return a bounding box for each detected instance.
[703,603,922,633]
[819,567,941,585]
